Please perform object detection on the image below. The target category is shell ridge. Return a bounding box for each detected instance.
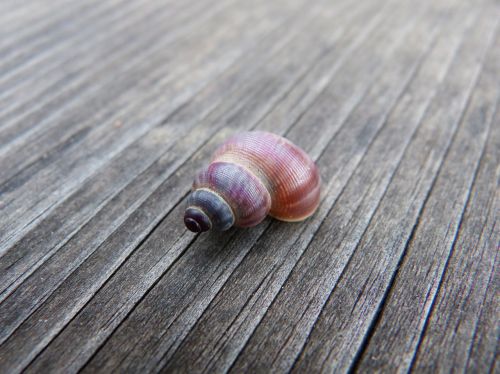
[193,187,236,223]
[212,152,272,193]
[185,131,320,232]
[194,162,271,227]
[212,155,272,198]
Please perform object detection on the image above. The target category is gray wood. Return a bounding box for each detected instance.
[0,0,289,249]
[0,1,208,134]
[0,0,100,57]
[354,23,500,374]
[410,76,499,374]
[226,2,493,373]
[0,0,377,367]
[27,0,398,371]
[0,0,311,337]
[164,3,487,373]
[83,1,455,372]
[0,1,124,95]
[0,0,498,373]
[0,0,306,301]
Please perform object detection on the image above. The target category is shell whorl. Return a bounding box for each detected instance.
[184,131,320,232]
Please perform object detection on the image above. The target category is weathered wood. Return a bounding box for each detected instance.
[288,6,499,373]
[0,0,306,299]
[0,0,96,55]
[0,1,208,134]
[84,1,450,372]
[354,20,499,373]
[0,0,294,249]
[0,0,497,372]
[164,2,487,373]
[0,1,124,92]
[225,2,489,373]
[0,0,235,191]
[410,76,499,374]
[0,0,311,338]
[0,0,356,369]
[26,0,397,371]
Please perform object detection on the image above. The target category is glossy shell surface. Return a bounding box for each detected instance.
[192,161,271,227]
[210,131,321,222]
[185,131,321,232]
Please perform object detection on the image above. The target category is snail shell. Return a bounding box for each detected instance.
[184,131,320,232]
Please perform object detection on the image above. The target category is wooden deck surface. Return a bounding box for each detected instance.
[0,0,498,372]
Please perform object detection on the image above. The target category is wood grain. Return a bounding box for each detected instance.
[0,0,497,372]
[354,19,500,373]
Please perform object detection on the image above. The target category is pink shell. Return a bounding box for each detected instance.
[211,131,320,222]
[193,161,271,227]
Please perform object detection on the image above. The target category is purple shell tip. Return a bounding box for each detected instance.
[184,207,211,232]
[184,217,201,232]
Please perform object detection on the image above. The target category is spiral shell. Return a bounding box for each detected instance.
[184,131,320,232]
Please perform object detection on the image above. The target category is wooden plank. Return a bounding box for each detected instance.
[0,0,497,372]
[0,2,311,303]
[0,0,318,313]
[0,0,308,284]
[162,2,485,373]
[0,0,91,48]
[353,23,499,373]
[289,4,499,374]
[0,0,226,157]
[0,0,410,370]
[0,0,359,370]
[80,1,453,372]
[411,81,499,374]
[0,0,292,250]
[0,0,124,86]
[224,3,497,374]
[0,1,201,127]
[0,0,231,179]
[21,0,393,370]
